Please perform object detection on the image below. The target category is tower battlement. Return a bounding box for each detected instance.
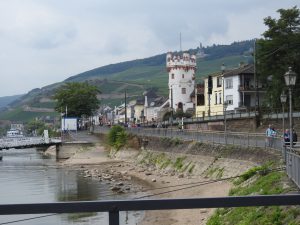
[166,52,197,69]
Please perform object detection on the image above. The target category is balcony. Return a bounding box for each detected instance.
[239,85,255,91]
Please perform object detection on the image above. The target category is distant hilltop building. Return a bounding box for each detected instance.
[167,52,196,113]
[196,42,207,59]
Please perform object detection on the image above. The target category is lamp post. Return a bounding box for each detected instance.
[280,92,287,136]
[284,67,297,153]
[280,91,287,163]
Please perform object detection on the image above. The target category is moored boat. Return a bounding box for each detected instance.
[6,129,24,138]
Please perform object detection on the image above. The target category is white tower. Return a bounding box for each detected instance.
[167,52,196,112]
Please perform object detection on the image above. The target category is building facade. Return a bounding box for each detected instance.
[196,64,264,117]
[196,72,224,117]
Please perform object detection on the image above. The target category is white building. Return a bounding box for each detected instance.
[144,95,168,122]
[166,52,196,112]
[223,64,263,112]
[224,75,240,112]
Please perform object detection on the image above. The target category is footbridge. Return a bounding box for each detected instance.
[0,130,61,150]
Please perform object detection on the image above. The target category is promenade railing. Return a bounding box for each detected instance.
[125,127,283,150]
[96,126,300,189]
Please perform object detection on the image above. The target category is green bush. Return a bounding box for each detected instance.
[108,125,128,150]
[108,125,124,145]
[114,130,128,150]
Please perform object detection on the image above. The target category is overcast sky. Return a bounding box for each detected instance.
[0,0,298,97]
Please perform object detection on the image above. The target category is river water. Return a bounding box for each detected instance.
[0,148,143,225]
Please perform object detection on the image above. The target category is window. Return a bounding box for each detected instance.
[171,74,174,79]
[182,74,185,78]
[219,92,222,104]
[181,88,186,94]
[215,93,218,105]
[217,77,222,87]
[226,95,233,105]
[225,78,233,89]
[197,94,204,106]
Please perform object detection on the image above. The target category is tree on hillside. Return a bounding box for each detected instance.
[257,6,300,109]
[53,82,100,118]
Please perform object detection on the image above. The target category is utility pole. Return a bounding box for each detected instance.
[195,84,197,117]
[254,39,259,117]
[125,90,127,125]
[60,107,63,141]
[170,86,173,128]
[208,76,212,117]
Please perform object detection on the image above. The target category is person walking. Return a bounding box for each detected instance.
[271,126,277,147]
[266,124,275,147]
[284,129,290,146]
[293,129,298,146]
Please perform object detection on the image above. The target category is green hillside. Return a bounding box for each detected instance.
[0,107,58,122]
[0,40,254,122]
[0,94,24,109]
[66,40,253,83]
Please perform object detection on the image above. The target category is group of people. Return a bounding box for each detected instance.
[266,125,277,147]
[284,128,298,146]
[266,124,298,147]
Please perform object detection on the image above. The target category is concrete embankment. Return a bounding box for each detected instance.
[44,132,282,225]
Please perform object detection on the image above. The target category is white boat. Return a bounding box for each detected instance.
[6,129,24,138]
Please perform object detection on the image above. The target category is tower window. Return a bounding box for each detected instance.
[171,74,174,79]
[182,88,186,94]
[182,74,185,78]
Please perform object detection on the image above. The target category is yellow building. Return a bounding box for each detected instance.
[196,72,225,117]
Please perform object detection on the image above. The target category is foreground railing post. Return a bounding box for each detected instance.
[109,209,119,225]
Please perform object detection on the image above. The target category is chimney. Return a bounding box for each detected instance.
[221,63,226,73]
[144,96,148,107]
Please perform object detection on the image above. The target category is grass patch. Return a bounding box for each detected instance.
[205,167,224,179]
[188,164,196,173]
[229,171,284,196]
[173,156,187,170]
[138,151,195,173]
[67,212,97,221]
[207,164,300,225]
[159,137,183,147]
[173,138,183,145]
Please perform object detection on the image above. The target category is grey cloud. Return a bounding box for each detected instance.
[30,26,77,49]
[0,0,299,96]
[102,35,129,56]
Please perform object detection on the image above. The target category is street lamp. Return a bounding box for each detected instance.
[280,92,287,136]
[284,67,297,151]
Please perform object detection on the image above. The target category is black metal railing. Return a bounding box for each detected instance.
[1,195,300,225]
